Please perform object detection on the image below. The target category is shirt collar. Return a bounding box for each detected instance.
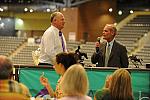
[107,38,115,47]
[51,25,60,34]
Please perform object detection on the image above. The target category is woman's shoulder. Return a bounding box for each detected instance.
[95,88,110,95]
[94,88,110,100]
[84,95,92,100]
[58,95,92,100]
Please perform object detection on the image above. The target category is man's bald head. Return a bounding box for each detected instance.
[50,12,63,22]
[105,24,117,35]
[102,24,117,42]
[0,55,13,79]
[50,12,65,30]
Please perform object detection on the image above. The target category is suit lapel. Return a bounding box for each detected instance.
[109,41,116,60]
[100,43,107,64]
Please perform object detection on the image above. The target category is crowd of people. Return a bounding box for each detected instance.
[0,11,135,100]
[0,54,133,100]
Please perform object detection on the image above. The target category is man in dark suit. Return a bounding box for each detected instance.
[91,24,129,68]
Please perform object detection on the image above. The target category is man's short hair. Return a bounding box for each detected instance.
[50,12,59,22]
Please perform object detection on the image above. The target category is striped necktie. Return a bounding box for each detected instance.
[59,31,65,52]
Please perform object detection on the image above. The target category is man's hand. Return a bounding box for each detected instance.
[95,42,100,47]
[95,42,100,53]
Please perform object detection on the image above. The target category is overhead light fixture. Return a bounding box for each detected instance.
[24,8,28,12]
[144,9,150,11]
[0,8,4,12]
[118,10,122,15]
[109,8,113,12]
[130,10,134,14]
[16,18,24,26]
[46,8,50,12]
[114,23,117,26]
[30,9,33,12]
[0,22,5,29]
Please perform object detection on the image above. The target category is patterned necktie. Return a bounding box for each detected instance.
[59,31,65,52]
[105,43,110,67]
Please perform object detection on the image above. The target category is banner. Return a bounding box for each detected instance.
[19,68,150,99]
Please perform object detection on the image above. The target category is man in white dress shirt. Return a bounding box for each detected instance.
[39,12,67,66]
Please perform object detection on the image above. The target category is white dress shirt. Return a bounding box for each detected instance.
[39,25,67,65]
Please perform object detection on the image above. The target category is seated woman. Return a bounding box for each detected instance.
[58,64,92,100]
[39,52,78,99]
[94,68,134,100]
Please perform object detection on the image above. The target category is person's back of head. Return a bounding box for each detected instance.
[109,68,133,100]
[56,52,78,71]
[0,55,31,99]
[60,64,89,96]
[0,55,13,80]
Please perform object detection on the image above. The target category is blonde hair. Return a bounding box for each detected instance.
[109,68,133,100]
[60,64,89,96]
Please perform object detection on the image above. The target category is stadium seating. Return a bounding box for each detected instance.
[0,36,27,56]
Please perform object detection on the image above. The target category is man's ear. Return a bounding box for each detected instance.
[111,31,115,36]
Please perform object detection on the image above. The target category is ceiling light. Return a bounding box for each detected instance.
[16,18,24,26]
[30,9,33,12]
[109,8,113,12]
[46,9,50,12]
[0,8,4,12]
[130,10,134,14]
[0,22,5,29]
[24,8,28,12]
[118,10,122,15]
[114,23,117,26]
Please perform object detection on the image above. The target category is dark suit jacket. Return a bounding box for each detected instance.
[91,40,129,68]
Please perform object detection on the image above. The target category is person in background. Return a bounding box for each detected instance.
[39,52,78,99]
[94,68,133,100]
[0,55,31,98]
[91,24,129,68]
[39,11,67,66]
[58,64,92,100]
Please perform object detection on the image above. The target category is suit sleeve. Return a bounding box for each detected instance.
[91,50,103,64]
[120,46,129,68]
[91,52,100,64]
